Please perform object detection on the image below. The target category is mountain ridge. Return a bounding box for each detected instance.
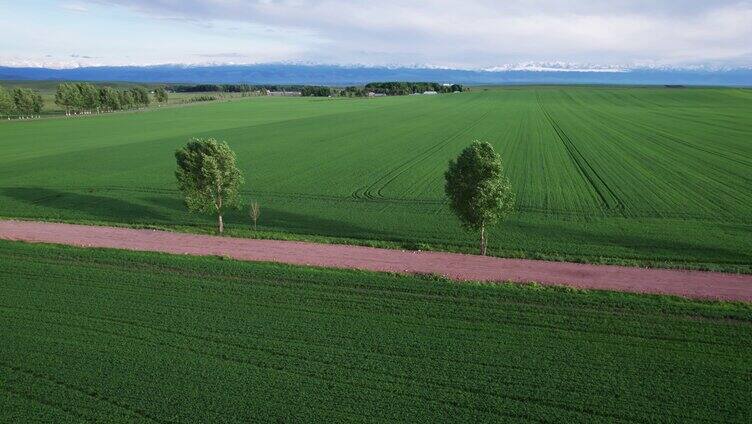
[1,64,750,86]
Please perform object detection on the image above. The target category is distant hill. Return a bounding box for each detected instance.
[1,64,751,86]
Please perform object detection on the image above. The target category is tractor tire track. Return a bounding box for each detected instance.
[351,98,493,202]
[536,91,625,214]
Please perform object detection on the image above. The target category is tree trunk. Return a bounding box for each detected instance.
[218,213,224,234]
[479,224,486,256]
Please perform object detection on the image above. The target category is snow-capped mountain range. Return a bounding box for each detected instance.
[1,62,750,86]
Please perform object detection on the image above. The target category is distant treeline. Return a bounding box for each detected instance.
[54,83,166,115]
[364,82,463,95]
[0,85,44,118]
[188,95,218,102]
[168,84,307,93]
[301,86,332,97]
[168,82,463,98]
[339,82,464,97]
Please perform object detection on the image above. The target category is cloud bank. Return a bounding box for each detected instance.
[3,0,751,69]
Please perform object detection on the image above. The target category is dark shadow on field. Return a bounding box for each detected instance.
[512,220,752,264]
[2,187,169,221]
[143,195,185,213]
[255,206,390,238]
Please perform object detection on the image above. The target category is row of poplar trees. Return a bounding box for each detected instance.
[54,83,168,115]
[0,85,44,118]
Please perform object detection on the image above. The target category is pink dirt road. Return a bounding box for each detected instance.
[1,219,751,302]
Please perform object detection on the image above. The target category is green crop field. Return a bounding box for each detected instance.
[1,86,751,270]
[1,240,750,422]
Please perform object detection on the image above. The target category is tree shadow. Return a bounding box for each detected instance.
[255,206,390,238]
[2,187,169,222]
[143,195,185,213]
[143,195,391,239]
[143,196,387,238]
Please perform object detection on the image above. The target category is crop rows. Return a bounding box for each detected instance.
[1,240,751,422]
[0,87,750,267]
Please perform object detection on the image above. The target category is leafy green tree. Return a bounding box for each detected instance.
[77,83,100,113]
[444,141,515,255]
[0,85,15,117]
[99,87,121,111]
[119,90,134,109]
[11,88,42,118]
[130,87,150,107]
[175,138,244,234]
[30,90,43,114]
[154,87,168,103]
[54,84,66,113]
[363,82,458,95]
[338,86,366,97]
[55,83,82,115]
[301,86,332,97]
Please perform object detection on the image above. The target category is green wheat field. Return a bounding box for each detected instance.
[1,86,751,270]
[1,240,750,422]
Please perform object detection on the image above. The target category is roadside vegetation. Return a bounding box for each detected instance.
[175,138,244,233]
[1,239,750,422]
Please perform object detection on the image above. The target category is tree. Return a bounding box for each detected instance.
[444,141,515,255]
[11,88,36,118]
[175,138,244,234]
[10,88,43,118]
[30,90,43,115]
[54,84,67,114]
[55,83,82,115]
[99,87,121,111]
[77,83,100,113]
[0,85,15,117]
[249,200,260,230]
[119,89,134,109]
[301,86,332,97]
[130,87,150,107]
[154,87,168,103]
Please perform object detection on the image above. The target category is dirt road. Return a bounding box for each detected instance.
[1,219,750,301]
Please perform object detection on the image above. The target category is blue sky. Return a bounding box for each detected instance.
[2,0,751,69]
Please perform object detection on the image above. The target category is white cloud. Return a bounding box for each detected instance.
[61,3,89,12]
[11,0,752,68]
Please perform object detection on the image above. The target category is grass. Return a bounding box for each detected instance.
[1,239,751,422]
[0,85,751,271]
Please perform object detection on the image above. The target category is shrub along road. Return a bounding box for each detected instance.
[1,219,751,302]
